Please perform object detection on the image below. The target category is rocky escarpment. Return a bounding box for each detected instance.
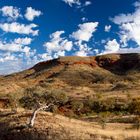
[32,53,140,74]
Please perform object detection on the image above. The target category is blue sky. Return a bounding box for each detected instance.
[0,0,140,74]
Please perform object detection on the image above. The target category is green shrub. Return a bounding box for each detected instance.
[85,96,129,114]
[43,90,69,105]
[71,100,84,112]
[19,89,69,109]
[19,93,41,109]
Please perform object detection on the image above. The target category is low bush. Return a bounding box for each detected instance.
[85,97,129,114]
[19,87,140,118]
[19,88,69,110]
[70,100,84,114]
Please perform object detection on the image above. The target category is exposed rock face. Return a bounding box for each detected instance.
[32,56,98,72]
[32,53,140,74]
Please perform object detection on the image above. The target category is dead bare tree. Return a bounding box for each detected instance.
[28,103,54,128]
[25,90,67,128]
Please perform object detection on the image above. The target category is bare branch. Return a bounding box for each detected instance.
[28,103,54,128]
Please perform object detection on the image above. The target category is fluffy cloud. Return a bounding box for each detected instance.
[105,25,111,32]
[93,49,99,55]
[0,38,38,74]
[25,7,42,21]
[71,22,98,56]
[0,22,39,36]
[0,53,16,62]
[0,6,42,74]
[118,47,140,54]
[0,54,38,75]
[14,37,32,45]
[72,22,98,42]
[75,43,90,56]
[0,6,21,20]
[0,37,34,56]
[0,41,22,52]
[104,39,120,53]
[76,50,87,56]
[62,0,91,8]
[38,53,53,61]
[111,1,140,46]
[0,48,39,74]
[44,31,73,58]
[84,1,92,6]
[0,41,30,54]
[74,40,93,56]
[134,1,140,7]
[62,0,81,7]
[81,17,88,22]
[0,58,20,74]
[102,45,140,55]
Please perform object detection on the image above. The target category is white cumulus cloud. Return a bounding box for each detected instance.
[105,25,111,32]
[111,1,140,47]
[71,22,98,42]
[62,0,91,8]
[75,44,88,56]
[14,37,32,45]
[43,31,73,58]
[38,53,53,61]
[74,41,92,56]
[104,39,120,53]
[0,53,17,63]
[25,7,42,21]
[0,41,31,54]
[84,1,92,6]
[0,53,38,75]
[62,0,81,7]
[0,37,34,57]
[0,6,21,20]
[0,22,39,36]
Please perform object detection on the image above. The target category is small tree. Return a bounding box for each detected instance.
[28,102,54,128]
[19,89,69,127]
[25,89,69,128]
[43,90,69,106]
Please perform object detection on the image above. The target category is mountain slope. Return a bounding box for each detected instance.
[1,53,140,140]
[0,53,140,96]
